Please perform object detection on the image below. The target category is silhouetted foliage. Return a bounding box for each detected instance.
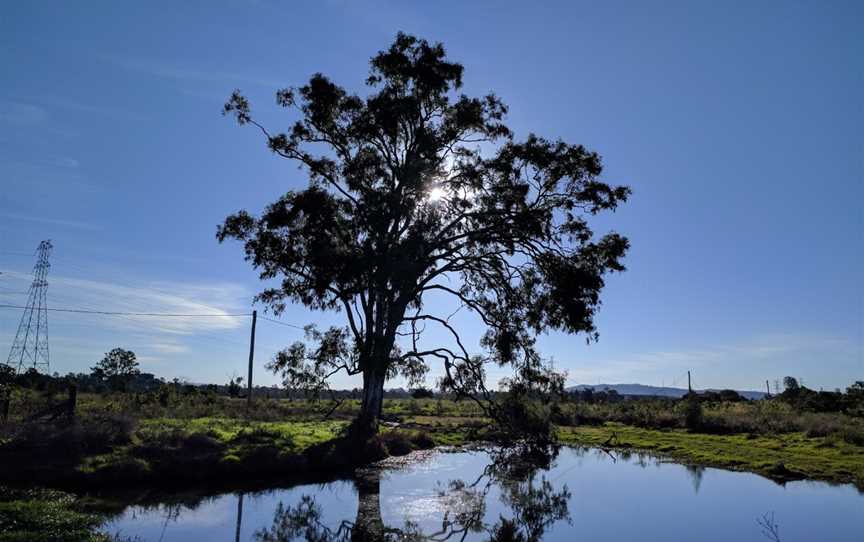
[700,389,745,402]
[91,348,140,392]
[684,397,704,431]
[0,364,15,387]
[757,511,782,542]
[227,375,244,398]
[409,387,434,399]
[219,33,630,436]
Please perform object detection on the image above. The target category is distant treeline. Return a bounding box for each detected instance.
[568,378,864,415]
[0,366,435,400]
[3,365,862,415]
[567,387,759,404]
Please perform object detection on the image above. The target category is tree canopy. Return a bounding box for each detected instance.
[219,33,630,435]
[91,347,140,392]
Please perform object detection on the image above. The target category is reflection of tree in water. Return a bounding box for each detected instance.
[614,449,660,470]
[254,443,571,542]
[685,465,705,494]
[161,504,182,542]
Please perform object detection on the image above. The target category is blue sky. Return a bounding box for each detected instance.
[1,1,861,391]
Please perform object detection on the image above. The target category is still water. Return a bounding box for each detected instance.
[103,446,862,541]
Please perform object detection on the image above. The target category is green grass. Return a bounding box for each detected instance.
[2,408,863,542]
[67,415,864,490]
[0,488,110,542]
[7,391,488,424]
[557,422,864,489]
[2,419,860,542]
[71,418,352,486]
[2,394,863,491]
[135,417,347,453]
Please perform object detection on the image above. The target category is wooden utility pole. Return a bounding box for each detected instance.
[246,310,257,409]
[687,371,692,393]
[766,380,771,398]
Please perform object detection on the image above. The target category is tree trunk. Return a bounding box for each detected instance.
[355,368,386,437]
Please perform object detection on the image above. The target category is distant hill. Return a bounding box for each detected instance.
[566,383,767,400]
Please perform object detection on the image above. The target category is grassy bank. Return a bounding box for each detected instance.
[0,416,444,491]
[9,415,856,492]
[1,410,862,541]
[1,395,862,491]
[557,422,864,489]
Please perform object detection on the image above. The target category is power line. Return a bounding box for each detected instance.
[257,315,305,330]
[1,303,307,328]
[0,304,251,318]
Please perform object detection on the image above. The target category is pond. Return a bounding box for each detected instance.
[102,446,862,541]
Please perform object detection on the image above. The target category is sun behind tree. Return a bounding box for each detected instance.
[218,33,630,437]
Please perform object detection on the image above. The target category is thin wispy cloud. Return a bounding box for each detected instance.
[49,157,79,169]
[0,212,101,231]
[1,270,255,377]
[0,270,250,334]
[150,342,190,354]
[0,95,149,128]
[0,101,49,125]
[102,55,285,88]
[25,96,149,122]
[0,151,90,197]
[0,100,80,138]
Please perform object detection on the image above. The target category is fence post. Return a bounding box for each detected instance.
[67,384,77,421]
[0,390,9,423]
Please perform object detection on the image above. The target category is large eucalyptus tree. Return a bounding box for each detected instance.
[218,33,630,435]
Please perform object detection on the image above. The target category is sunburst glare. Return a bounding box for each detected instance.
[428,186,445,202]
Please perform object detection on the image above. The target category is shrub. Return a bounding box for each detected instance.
[130,429,224,465]
[410,388,435,399]
[683,398,704,431]
[79,413,136,451]
[493,392,555,444]
[230,427,289,447]
[407,399,423,415]
[359,434,389,462]
[95,457,151,483]
[379,431,414,456]
[411,431,435,449]
[1,413,135,464]
[839,426,864,446]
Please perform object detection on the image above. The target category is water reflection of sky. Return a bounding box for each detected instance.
[105,447,863,541]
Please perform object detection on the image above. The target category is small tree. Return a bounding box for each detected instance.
[91,348,140,392]
[227,373,244,398]
[410,387,435,399]
[220,33,630,436]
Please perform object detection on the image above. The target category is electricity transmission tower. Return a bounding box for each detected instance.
[5,240,53,374]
